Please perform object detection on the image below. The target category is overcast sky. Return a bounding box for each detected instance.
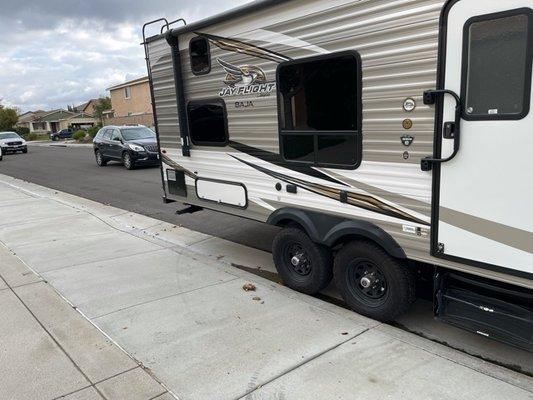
[0,0,249,112]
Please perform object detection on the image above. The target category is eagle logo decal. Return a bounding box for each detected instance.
[218,58,267,87]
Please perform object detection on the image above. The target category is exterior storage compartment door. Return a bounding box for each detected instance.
[196,179,247,208]
[434,0,533,278]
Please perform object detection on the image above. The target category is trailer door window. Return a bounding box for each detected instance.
[463,10,533,120]
[277,51,362,169]
[190,37,211,75]
[187,99,228,146]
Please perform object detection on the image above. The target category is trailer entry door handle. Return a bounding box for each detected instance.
[421,89,462,171]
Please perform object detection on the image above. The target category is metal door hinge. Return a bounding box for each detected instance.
[437,243,445,254]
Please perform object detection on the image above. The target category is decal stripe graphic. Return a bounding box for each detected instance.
[231,154,429,226]
[316,168,431,216]
[440,207,533,254]
[241,29,329,55]
[228,141,347,186]
[195,32,291,63]
[161,154,197,178]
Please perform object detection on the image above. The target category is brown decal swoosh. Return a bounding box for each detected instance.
[196,32,291,63]
[161,154,197,179]
[440,207,533,254]
[232,154,429,226]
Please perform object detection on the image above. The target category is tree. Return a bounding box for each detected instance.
[93,96,112,125]
[0,105,18,131]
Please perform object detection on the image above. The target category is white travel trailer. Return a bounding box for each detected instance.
[142,0,533,350]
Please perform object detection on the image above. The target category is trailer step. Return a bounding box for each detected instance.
[176,205,203,215]
[434,271,533,352]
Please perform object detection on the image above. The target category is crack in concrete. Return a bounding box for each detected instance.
[238,329,371,400]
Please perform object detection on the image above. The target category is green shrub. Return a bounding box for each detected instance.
[26,133,42,141]
[72,130,87,141]
[15,126,30,136]
[87,126,99,138]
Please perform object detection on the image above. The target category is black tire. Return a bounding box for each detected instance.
[22,148,28,154]
[272,228,333,295]
[95,150,107,166]
[334,240,415,322]
[122,152,135,170]
[52,135,58,141]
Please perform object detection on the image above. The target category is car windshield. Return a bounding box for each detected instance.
[0,132,21,139]
[120,127,155,141]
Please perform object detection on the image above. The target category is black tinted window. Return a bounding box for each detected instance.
[464,12,532,119]
[190,37,210,75]
[317,135,358,165]
[279,55,359,131]
[282,135,314,162]
[277,52,362,168]
[187,99,228,146]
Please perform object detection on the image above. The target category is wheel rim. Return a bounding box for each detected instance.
[345,259,388,307]
[96,152,102,165]
[124,154,131,168]
[283,242,312,277]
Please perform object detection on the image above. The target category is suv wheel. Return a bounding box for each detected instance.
[122,152,135,170]
[95,150,107,166]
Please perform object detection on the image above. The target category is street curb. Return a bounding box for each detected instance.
[27,141,93,148]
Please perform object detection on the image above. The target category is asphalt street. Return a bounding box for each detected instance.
[0,145,278,251]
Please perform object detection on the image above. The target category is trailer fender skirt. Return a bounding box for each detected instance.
[267,208,406,259]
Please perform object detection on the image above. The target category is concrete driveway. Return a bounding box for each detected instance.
[0,174,532,400]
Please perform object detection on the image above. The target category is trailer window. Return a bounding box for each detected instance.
[190,37,211,75]
[187,99,228,146]
[462,10,533,120]
[277,51,362,169]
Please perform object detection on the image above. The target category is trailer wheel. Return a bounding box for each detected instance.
[272,228,333,295]
[334,241,415,322]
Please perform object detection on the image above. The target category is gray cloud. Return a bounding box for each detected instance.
[0,0,249,112]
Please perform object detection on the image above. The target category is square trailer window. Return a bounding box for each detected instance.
[463,10,533,120]
[187,99,228,146]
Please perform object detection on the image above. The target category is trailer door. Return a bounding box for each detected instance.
[433,0,533,277]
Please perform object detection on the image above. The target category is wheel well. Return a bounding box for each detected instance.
[268,208,407,259]
[275,218,306,232]
[331,234,395,257]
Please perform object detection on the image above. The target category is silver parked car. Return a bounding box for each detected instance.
[0,132,28,154]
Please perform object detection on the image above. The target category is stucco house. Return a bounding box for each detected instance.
[17,109,97,134]
[72,99,100,115]
[104,76,154,127]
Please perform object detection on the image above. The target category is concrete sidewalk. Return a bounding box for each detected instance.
[0,174,532,400]
[0,246,172,400]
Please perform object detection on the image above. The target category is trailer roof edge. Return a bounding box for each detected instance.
[145,0,291,43]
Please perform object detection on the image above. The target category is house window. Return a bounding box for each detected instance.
[462,10,533,120]
[187,99,228,146]
[124,87,131,99]
[190,37,211,75]
[277,51,362,169]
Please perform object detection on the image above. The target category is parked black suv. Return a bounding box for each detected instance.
[93,125,159,170]
[50,129,74,141]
